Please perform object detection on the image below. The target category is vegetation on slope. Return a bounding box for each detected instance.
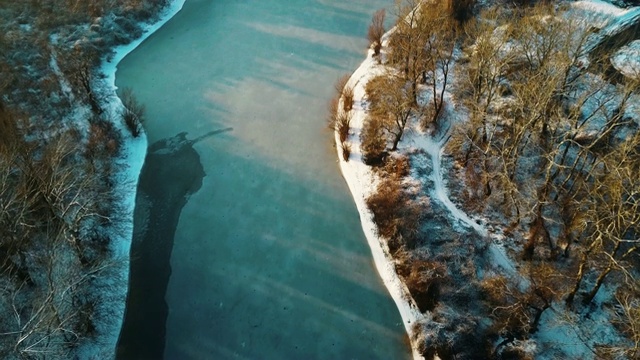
[338,0,640,358]
[0,0,162,357]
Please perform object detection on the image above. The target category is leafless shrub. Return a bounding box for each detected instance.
[341,141,351,162]
[382,154,410,178]
[481,275,531,339]
[120,87,145,137]
[336,111,351,143]
[366,164,421,251]
[368,9,386,55]
[327,95,339,130]
[342,85,354,112]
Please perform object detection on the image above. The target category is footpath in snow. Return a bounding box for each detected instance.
[335,2,636,359]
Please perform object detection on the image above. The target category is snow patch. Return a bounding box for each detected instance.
[612,39,640,78]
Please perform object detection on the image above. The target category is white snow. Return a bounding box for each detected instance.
[612,39,640,79]
[75,0,187,358]
[405,132,487,237]
[571,0,626,18]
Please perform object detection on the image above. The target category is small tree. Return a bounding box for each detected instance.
[368,9,386,55]
[120,87,145,138]
[366,74,413,151]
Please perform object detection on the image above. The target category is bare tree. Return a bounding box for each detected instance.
[368,9,386,56]
[366,74,414,151]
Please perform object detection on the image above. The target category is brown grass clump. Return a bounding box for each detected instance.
[341,141,351,162]
[336,111,351,143]
[366,176,421,252]
[120,87,145,137]
[342,85,355,112]
[327,95,339,130]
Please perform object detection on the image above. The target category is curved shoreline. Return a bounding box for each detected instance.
[334,48,425,360]
[93,0,186,356]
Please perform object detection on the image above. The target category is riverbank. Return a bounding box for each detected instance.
[334,44,425,359]
[336,1,639,359]
[80,1,187,357]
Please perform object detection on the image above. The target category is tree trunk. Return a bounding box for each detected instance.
[582,266,612,305]
[565,252,588,306]
[391,132,401,151]
[529,303,550,334]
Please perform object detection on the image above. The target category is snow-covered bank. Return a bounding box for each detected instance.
[77,0,186,357]
[334,49,425,360]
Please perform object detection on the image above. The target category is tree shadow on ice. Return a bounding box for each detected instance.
[116,128,232,360]
[157,144,411,360]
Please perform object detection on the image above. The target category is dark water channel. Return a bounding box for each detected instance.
[115,1,410,359]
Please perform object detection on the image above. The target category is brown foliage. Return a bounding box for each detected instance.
[327,95,339,130]
[405,260,447,312]
[341,141,351,162]
[360,115,387,165]
[366,157,422,251]
[336,111,351,143]
[342,84,354,112]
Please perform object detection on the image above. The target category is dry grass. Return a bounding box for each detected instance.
[336,111,351,143]
[341,141,351,162]
[360,115,387,165]
[342,85,354,112]
[366,175,421,252]
[120,87,145,137]
[405,260,447,312]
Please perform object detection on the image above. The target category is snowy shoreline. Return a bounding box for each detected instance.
[90,0,187,356]
[334,48,425,360]
[333,2,636,360]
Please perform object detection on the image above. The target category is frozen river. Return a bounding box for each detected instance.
[115,1,410,358]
